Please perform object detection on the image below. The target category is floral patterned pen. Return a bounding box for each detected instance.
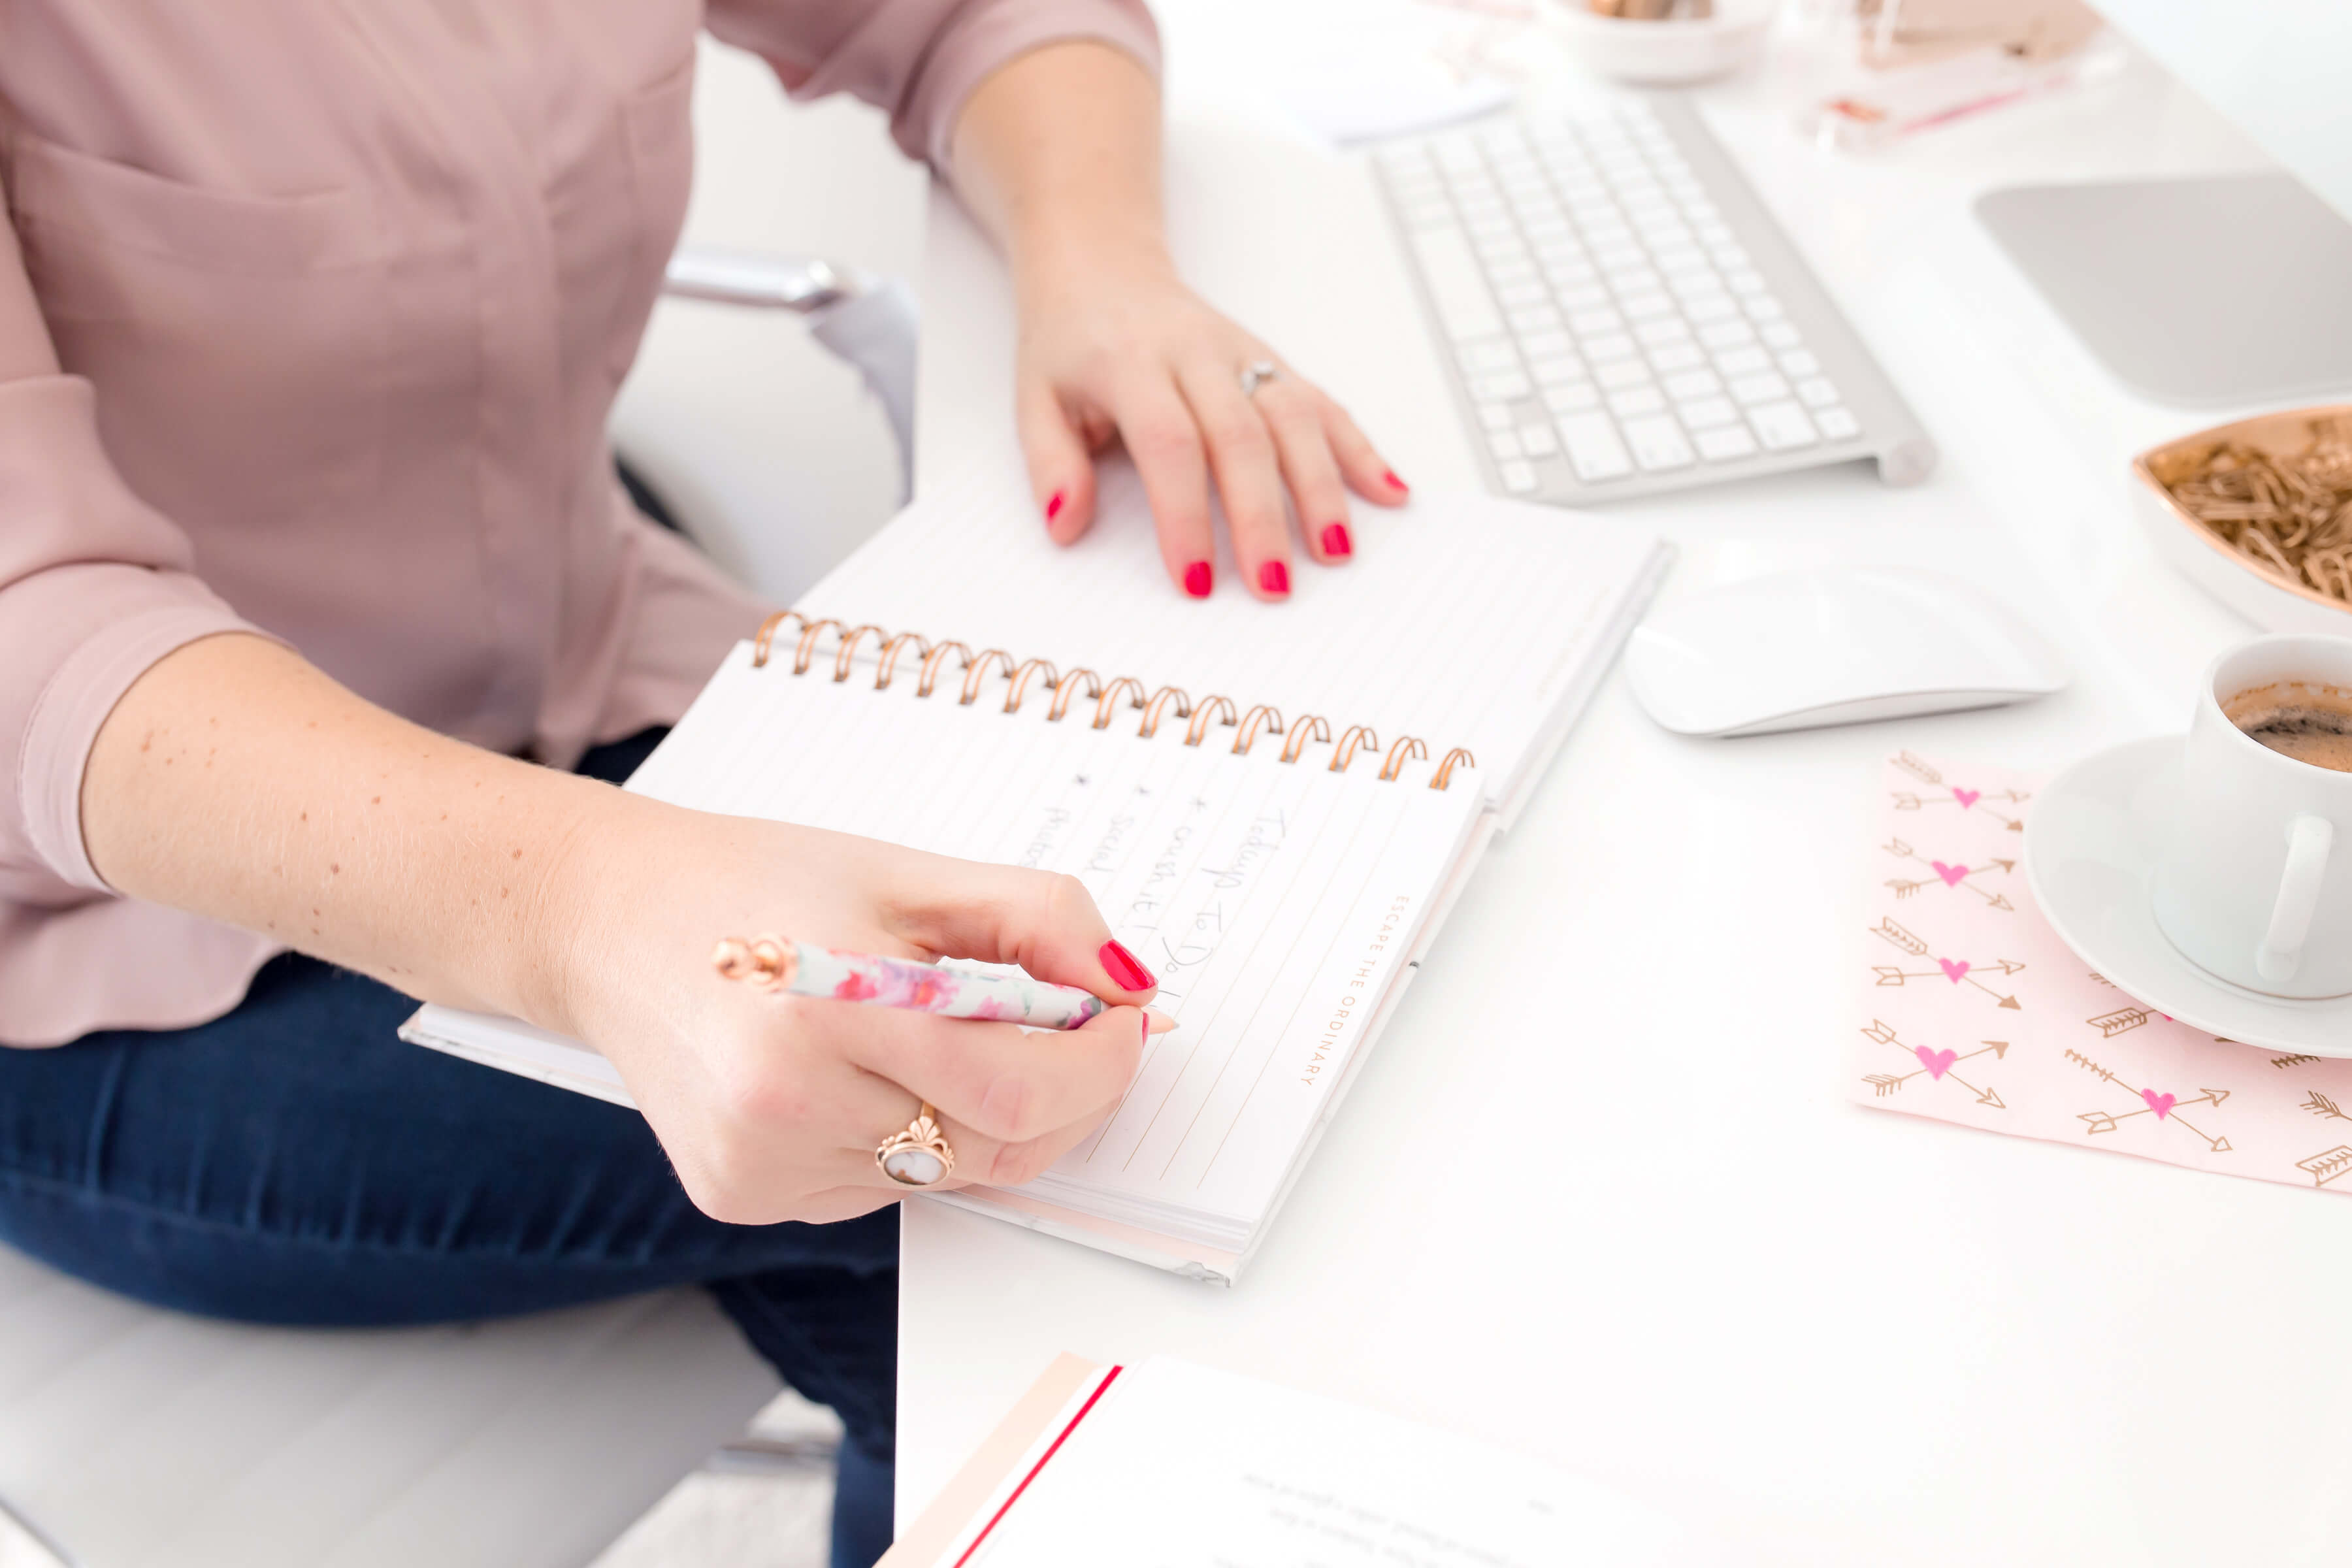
[712,934,1109,1030]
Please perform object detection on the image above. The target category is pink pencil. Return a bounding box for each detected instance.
[712,934,1108,1030]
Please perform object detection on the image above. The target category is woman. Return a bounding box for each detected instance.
[0,4,1403,1563]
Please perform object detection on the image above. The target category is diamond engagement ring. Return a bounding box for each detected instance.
[1239,359,1280,397]
[876,1102,955,1186]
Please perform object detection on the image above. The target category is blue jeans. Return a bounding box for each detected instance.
[0,730,896,1567]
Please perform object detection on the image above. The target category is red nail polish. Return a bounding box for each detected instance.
[1045,489,1065,523]
[1183,561,1213,598]
[1140,1011,1152,1047]
[1258,560,1290,595]
[1321,523,1352,558]
[1100,939,1155,991]
[1384,469,1409,494]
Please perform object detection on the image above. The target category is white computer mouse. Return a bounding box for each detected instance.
[1624,564,2068,738]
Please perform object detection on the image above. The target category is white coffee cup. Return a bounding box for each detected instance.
[2151,633,2352,998]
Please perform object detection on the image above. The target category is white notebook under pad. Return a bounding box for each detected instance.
[405,461,1667,1281]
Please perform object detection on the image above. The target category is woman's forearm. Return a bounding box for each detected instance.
[950,41,1171,300]
[80,632,621,1029]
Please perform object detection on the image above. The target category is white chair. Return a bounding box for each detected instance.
[0,252,917,1568]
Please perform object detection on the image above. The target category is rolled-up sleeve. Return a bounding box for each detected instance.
[0,202,262,898]
[705,0,1161,170]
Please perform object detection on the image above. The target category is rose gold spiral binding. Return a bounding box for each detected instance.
[790,618,845,676]
[1279,715,1330,764]
[1232,704,1284,756]
[1377,736,1428,781]
[1003,657,1060,713]
[1328,725,1379,772]
[744,615,1473,788]
[1430,747,1476,791]
[832,624,887,683]
[960,649,1015,706]
[1185,700,1241,747]
[751,610,802,669]
[1137,686,1191,738]
[917,641,972,698]
[874,631,930,689]
[1092,676,1145,730]
[1046,668,1101,721]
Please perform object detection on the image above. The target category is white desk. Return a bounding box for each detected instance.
[901,7,2352,1560]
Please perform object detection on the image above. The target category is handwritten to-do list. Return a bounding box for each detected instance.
[1850,750,2352,1194]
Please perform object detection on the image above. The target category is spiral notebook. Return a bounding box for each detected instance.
[404,459,1668,1281]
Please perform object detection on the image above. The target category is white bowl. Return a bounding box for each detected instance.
[2133,408,2352,636]
[1543,0,1776,86]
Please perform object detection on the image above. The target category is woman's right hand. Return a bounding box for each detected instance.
[542,795,1158,1225]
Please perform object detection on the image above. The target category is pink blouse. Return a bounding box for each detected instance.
[0,1,1158,1047]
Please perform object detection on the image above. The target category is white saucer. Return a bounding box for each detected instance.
[2025,737,2352,1053]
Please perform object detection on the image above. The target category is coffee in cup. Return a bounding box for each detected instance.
[2225,681,2352,773]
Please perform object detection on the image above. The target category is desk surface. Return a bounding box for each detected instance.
[900,5,2352,1560]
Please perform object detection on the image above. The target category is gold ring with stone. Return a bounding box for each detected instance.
[876,1102,955,1187]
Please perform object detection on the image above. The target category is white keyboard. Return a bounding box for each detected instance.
[1375,98,1935,503]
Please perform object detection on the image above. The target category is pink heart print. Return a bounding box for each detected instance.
[2142,1090,2176,1120]
[1938,958,1971,983]
[1952,788,1981,809]
[1931,861,1970,887]
[1916,1045,1958,1079]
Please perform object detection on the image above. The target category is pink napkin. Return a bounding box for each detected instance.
[1849,749,2352,1194]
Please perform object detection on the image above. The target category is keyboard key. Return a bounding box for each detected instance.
[1815,406,1861,440]
[1603,267,1663,295]
[1596,358,1652,388]
[1488,429,1524,461]
[1409,228,1503,340]
[1471,371,1534,401]
[1584,335,1641,367]
[1568,307,1626,336]
[1669,270,1726,298]
[1693,222,1733,246]
[1697,425,1757,462]
[1648,343,1706,372]
[1760,321,1802,349]
[1478,401,1514,430]
[1709,244,1752,270]
[1653,246,1709,276]
[1685,295,1740,323]
[1543,381,1601,414]
[1592,244,1646,270]
[1622,416,1695,470]
[1520,329,1573,359]
[1635,318,1693,347]
[1459,340,1520,374]
[1499,459,1538,493]
[1724,268,1766,295]
[1663,369,1722,400]
[1497,282,1548,309]
[1487,259,1539,288]
[1699,319,1757,350]
[1556,284,1612,311]
[1675,395,1738,429]
[1744,293,1786,322]
[1543,262,1598,291]
[1532,355,1586,386]
[1508,307,1561,334]
[1523,215,1572,241]
[1617,290,1675,320]
[1517,421,1561,457]
[1747,400,1818,449]
[1401,201,1454,231]
[1777,349,1820,376]
[1714,346,1770,376]
[1639,221,1694,250]
[1729,372,1791,405]
[1796,376,1840,408]
[1557,413,1633,481]
[1609,385,1665,417]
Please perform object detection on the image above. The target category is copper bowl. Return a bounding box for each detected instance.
[2133,406,2352,635]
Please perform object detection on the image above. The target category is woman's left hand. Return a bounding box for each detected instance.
[1012,245,1410,602]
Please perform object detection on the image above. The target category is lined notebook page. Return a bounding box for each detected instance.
[627,644,1484,1247]
[800,457,1668,812]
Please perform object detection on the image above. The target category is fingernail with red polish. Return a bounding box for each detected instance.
[1183,561,1213,598]
[1045,489,1065,524]
[1321,523,1352,558]
[1258,560,1290,596]
[1384,469,1409,494]
[1100,939,1156,991]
